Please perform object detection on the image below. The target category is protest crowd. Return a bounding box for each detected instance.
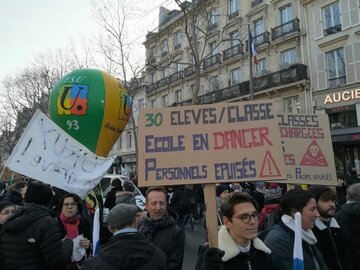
[0,171,358,270]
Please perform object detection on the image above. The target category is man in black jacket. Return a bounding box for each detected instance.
[308,186,352,270]
[0,182,73,270]
[138,187,185,270]
[83,203,167,270]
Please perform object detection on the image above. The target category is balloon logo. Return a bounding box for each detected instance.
[49,69,132,157]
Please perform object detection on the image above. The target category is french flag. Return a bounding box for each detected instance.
[293,212,304,270]
[249,31,259,64]
[92,208,100,256]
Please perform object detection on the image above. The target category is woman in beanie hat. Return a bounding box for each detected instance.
[216,185,230,210]
[57,193,91,270]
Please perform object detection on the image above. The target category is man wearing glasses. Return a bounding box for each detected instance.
[200,192,272,270]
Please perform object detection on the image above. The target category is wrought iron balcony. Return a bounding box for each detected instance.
[328,76,346,89]
[324,24,342,36]
[223,44,243,61]
[271,18,300,41]
[203,54,221,69]
[156,77,168,88]
[146,83,157,93]
[169,71,184,83]
[251,0,263,8]
[253,31,270,47]
[194,64,307,104]
[228,10,239,20]
[184,65,195,77]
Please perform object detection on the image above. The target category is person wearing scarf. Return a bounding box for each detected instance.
[264,189,329,270]
[57,193,92,270]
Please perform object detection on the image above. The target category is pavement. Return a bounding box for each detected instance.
[182,220,206,270]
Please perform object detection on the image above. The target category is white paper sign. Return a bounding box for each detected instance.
[6,110,115,198]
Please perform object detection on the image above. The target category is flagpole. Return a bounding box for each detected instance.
[248,23,254,101]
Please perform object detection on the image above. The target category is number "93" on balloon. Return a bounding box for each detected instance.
[66,120,80,130]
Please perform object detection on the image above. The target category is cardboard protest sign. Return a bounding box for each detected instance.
[6,110,115,198]
[277,113,337,185]
[138,101,287,187]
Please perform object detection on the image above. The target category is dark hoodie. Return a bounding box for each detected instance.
[82,232,168,270]
[336,202,360,269]
[0,203,73,270]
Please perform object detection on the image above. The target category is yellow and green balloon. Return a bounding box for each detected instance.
[49,69,132,157]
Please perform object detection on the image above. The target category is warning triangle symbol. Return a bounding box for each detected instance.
[260,151,282,177]
[300,140,328,167]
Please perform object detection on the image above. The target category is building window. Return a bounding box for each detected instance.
[161,39,168,55]
[229,31,240,47]
[118,137,122,150]
[255,58,267,76]
[138,99,144,110]
[230,68,241,85]
[281,48,297,65]
[280,4,293,24]
[328,108,357,129]
[209,76,219,92]
[174,31,181,50]
[175,90,182,103]
[150,99,155,108]
[149,46,156,62]
[253,17,265,36]
[229,0,239,16]
[323,2,341,36]
[284,95,300,113]
[209,41,217,56]
[161,95,169,107]
[149,72,155,83]
[326,47,346,88]
[175,60,182,72]
[126,131,132,148]
[162,67,169,78]
[209,9,218,28]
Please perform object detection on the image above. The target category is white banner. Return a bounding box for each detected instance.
[6,110,116,199]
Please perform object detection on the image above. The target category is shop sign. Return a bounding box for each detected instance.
[324,88,360,104]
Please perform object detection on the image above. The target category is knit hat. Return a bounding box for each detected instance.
[24,182,53,206]
[216,185,229,197]
[265,183,282,200]
[0,201,15,212]
[255,182,267,194]
[107,203,138,228]
[115,191,137,206]
[111,178,122,188]
[308,186,335,202]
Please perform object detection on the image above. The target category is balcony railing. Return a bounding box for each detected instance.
[251,0,263,8]
[184,65,195,76]
[174,43,181,50]
[324,24,342,36]
[169,71,184,83]
[228,10,239,20]
[146,83,157,93]
[208,23,217,31]
[253,31,270,47]
[203,54,221,69]
[271,18,300,41]
[223,44,243,61]
[156,77,168,88]
[328,76,346,89]
[192,64,307,104]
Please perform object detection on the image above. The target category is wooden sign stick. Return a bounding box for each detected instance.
[204,183,218,248]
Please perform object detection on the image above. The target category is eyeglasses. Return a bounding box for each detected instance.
[63,202,77,207]
[233,213,259,224]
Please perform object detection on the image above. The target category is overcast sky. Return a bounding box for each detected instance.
[0,0,178,80]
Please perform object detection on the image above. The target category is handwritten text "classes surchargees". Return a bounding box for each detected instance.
[170,103,274,125]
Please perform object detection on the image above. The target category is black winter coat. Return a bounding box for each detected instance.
[0,203,73,270]
[82,232,168,270]
[312,218,352,270]
[336,202,360,270]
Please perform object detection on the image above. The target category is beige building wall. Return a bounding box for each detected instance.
[143,0,312,114]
